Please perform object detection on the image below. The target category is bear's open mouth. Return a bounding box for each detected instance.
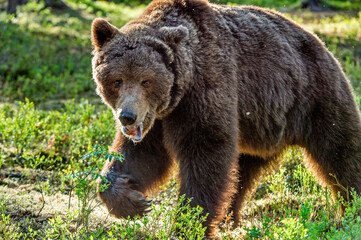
[122,124,143,142]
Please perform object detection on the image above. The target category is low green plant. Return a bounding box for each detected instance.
[109,195,207,239]
[245,199,328,239]
[0,151,5,169]
[0,99,40,157]
[44,210,78,239]
[244,215,272,239]
[67,146,121,233]
[0,99,115,170]
[246,184,361,239]
[0,197,22,239]
[326,190,361,239]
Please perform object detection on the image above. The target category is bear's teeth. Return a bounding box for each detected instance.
[133,124,143,141]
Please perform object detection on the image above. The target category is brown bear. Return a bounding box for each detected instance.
[91,0,361,237]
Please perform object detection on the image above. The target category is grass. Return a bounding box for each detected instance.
[0,99,115,170]
[1,0,361,238]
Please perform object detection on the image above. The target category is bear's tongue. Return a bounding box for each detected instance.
[125,124,143,141]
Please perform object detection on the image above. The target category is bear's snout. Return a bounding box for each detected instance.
[119,109,137,126]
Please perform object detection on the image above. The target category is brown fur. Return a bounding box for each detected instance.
[91,0,361,237]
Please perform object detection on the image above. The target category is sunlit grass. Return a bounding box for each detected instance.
[290,11,361,40]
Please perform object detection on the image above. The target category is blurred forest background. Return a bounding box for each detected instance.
[0,0,361,239]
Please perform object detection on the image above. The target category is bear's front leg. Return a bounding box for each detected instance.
[165,117,239,237]
[178,132,238,237]
[97,120,173,218]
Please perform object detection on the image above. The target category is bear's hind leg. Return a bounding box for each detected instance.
[304,146,361,209]
[304,105,361,209]
[229,154,271,227]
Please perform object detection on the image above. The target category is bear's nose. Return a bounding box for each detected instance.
[119,111,137,126]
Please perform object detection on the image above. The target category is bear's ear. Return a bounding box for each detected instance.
[91,18,118,51]
[159,25,189,45]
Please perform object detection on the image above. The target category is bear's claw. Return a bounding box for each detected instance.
[98,177,152,218]
[139,196,148,201]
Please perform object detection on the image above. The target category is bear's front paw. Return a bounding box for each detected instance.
[98,177,152,218]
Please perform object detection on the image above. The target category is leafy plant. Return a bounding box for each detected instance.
[108,195,207,239]
[66,146,121,232]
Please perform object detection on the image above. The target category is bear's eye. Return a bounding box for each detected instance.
[114,79,123,88]
[141,80,151,88]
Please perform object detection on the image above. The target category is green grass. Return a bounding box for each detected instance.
[1,0,361,239]
[0,99,115,170]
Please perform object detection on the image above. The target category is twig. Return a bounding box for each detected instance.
[89,201,102,213]
[68,182,74,210]
[102,208,113,230]
[87,192,99,211]
[36,180,46,217]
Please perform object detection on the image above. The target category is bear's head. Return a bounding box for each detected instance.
[91,18,189,142]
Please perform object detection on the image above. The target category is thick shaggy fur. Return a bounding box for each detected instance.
[91,0,361,237]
